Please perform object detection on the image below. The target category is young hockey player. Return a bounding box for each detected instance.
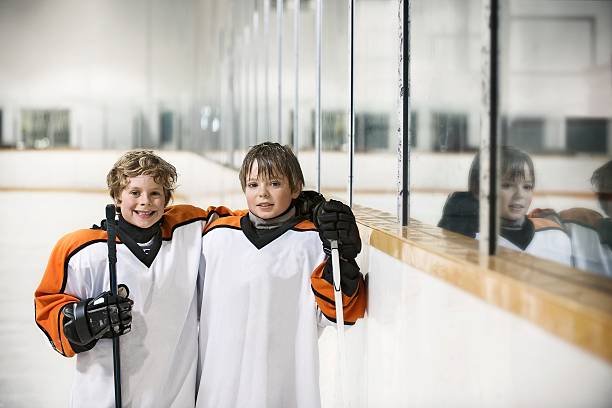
[34,150,236,407]
[491,147,572,265]
[195,142,367,408]
[440,146,572,266]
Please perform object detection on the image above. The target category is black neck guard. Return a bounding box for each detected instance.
[500,218,535,251]
[117,215,161,243]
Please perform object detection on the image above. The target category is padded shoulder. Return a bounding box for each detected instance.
[163,204,208,224]
[559,207,603,230]
[204,215,243,234]
[37,229,108,309]
[56,229,109,258]
[162,204,240,238]
[531,217,564,232]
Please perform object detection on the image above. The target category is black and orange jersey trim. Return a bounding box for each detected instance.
[35,228,108,357]
[35,204,241,357]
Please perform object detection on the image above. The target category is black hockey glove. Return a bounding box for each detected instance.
[63,284,133,350]
[314,199,362,260]
[294,190,326,220]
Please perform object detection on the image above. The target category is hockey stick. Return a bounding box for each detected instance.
[105,204,122,408]
[330,240,349,408]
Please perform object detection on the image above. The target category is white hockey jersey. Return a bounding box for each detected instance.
[35,205,234,408]
[498,218,572,266]
[477,218,572,267]
[196,215,366,408]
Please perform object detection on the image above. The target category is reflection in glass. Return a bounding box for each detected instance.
[558,161,612,277]
[411,0,483,226]
[500,0,612,275]
[463,147,573,265]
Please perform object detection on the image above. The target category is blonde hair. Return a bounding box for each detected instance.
[107,149,177,205]
[239,142,304,193]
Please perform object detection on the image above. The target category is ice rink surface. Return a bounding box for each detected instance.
[0,192,111,407]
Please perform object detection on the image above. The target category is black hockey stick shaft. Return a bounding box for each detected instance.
[105,204,122,408]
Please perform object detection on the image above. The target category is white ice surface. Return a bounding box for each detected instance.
[0,192,111,408]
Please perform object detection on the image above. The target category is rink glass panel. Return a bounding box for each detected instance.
[351,0,399,215]
[498,0,612,276]
[408,0,483,227]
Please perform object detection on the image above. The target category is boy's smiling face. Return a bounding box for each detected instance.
[245,160,300,220]
[116,175,166,229]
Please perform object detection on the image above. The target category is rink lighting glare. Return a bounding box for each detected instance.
[211,118,220,132]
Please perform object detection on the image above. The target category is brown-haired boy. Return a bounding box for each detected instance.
[196,142,366,407]
[35,149,235,407]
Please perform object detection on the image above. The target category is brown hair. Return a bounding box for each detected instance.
[238,142,304,193]
[107,149,177,205]
[591,160,612,211]
[468,146,535,196]
[591,160,612,193]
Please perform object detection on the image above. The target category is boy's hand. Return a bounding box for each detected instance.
[314,199,361,260]
[295,190,326,219]
[63,284,133,348]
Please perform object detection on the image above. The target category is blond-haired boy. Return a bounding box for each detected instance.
[35,149,234,407]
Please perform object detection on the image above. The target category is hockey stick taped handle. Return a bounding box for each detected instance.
[105,204,118,277]
[105,204,122,408]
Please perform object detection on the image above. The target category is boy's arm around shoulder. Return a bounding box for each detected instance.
[34,229,105,357]
[164,204,247,233]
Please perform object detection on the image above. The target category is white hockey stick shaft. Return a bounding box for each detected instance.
[330,240,349,407]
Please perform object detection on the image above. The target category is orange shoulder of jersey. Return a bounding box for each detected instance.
[559,207,603,230]
[35,228,108,357]
[39,229,109,294]
[530,217,565,232]
[161,205,209,238]
[162,204,247,237]
[203,216,317,234]
[204,215,243,234]
[293,219,317,231]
